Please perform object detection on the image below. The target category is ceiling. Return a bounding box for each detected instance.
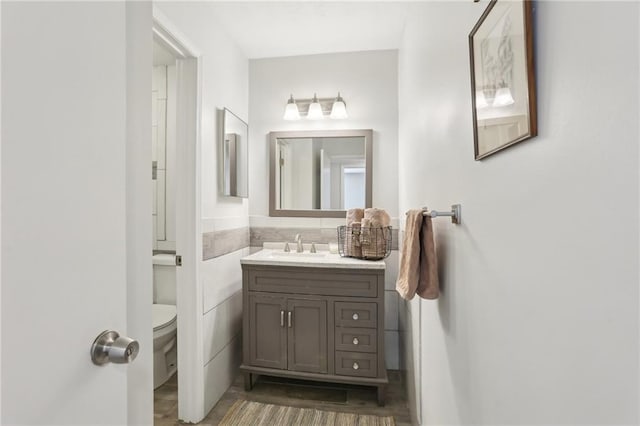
[208,2,412,59]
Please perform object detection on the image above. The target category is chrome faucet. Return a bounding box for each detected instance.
[294,234,303,253]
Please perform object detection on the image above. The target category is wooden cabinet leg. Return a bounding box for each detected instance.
[244,372,253,391]
[377,384,386,406]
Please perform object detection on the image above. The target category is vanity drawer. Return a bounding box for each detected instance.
[335,327,377,353]
[335,302,377,328]
[335,352,377,378]
[247,268,378,297]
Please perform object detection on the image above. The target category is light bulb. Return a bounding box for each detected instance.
[493,87,515,107]
[307,94,324,120]
[475,90,489,109]
[283,95,300,120]
[330,92,348,119]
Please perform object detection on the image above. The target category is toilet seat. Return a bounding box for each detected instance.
[153,304,177,331]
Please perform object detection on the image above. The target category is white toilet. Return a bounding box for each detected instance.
[152,254,177,389]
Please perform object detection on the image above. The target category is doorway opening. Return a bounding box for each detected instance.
[152,16,201,423]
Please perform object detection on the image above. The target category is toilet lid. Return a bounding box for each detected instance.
[153,304,177,331]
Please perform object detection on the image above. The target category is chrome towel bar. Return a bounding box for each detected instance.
[407,204,461,225]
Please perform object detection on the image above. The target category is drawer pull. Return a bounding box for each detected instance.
[352,313,359,320]
[352,337,359,345]
[353,362,359,370]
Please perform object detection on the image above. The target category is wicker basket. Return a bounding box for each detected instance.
[337,225,392,260]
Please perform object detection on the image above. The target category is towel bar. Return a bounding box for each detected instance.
[407,204,461,224]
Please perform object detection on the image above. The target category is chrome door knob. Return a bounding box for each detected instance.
[91,330,139,365]
[353,362,359,370]
[353,337,359,345]
[352,313,359,320]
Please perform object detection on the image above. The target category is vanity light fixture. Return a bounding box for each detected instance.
[283,95,301,120]
[492,87,515,107]
[330,92,348,119]
[282,92,348,120]
[475,90,490,109]
[475,86,515,109]
[307,93,324,120]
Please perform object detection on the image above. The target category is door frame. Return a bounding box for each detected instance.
[152,8,204,423]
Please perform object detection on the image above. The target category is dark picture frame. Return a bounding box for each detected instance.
[469,0,537,160]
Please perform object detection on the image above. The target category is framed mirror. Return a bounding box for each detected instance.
[220,108,248,197]
[269,129,372,218]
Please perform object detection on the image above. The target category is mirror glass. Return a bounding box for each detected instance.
[221,108,248,198]
[270,130,372,218]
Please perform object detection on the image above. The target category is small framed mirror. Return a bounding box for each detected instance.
[220,108,248,198]
[269,129,372,218]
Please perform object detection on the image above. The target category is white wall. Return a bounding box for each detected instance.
[153,3,249,422]
[152,64,177,251]
[398,2,639,425]
[249,50,399,219]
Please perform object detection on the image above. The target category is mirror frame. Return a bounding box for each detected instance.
[269,129,373,218]
[220,108,249,198]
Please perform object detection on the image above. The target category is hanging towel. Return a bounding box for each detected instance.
[396,210,440,300]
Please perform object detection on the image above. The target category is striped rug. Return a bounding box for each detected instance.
[219,400,396,426]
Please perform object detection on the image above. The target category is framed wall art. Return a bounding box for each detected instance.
[469,0,537,160]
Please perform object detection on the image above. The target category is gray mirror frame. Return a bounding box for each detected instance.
[220,108,249,198]
[269,129,373,218]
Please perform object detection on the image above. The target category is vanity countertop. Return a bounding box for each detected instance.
[240,249,386,270]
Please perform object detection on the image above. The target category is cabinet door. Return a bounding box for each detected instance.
[249,294,287,369]
[287,298,328,374]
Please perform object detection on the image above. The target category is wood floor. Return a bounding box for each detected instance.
[154,370,411,425]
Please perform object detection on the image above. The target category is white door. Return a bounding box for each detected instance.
[2,2,153,424]
[320,149,332,209]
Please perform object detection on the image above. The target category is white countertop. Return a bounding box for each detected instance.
[240,249,386,270]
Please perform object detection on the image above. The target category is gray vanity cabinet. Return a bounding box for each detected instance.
[241,263,387,405]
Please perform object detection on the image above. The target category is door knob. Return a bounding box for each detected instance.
[91,330,139,365]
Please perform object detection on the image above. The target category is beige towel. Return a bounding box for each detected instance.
[364,208,391,227]
[347,222,362,258]
[346,208,364,226]
[396,210,439,300]
[362,208,391,259]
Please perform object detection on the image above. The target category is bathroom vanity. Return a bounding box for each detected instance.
[240,249,387,405]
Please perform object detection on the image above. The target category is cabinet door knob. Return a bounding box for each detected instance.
[288,311,292,328]
[352,362,359,370]
[352,337,359,345]
[352,312,359,321]
[280,310,285,327]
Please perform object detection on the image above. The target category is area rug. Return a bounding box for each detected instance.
[219,400,395,426]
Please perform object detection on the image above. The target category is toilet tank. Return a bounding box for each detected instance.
[152,254,176,305]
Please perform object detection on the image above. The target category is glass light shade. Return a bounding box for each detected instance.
[475,90,489,109]
[493,87,515,107]
[330,94,348,119]
[307,95,324,120]
[283,102,300,120]
[283,95,300,120]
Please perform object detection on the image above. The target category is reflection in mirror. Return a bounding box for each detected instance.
[269,130,372,218]
[221,108,248,197]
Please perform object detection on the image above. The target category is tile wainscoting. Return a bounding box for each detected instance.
[203,226,250,260]
[250,227,399,251]
[201,222,251,415]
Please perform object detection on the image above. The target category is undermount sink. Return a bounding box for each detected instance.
[241,247,385,270]
[269,251,328,258]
